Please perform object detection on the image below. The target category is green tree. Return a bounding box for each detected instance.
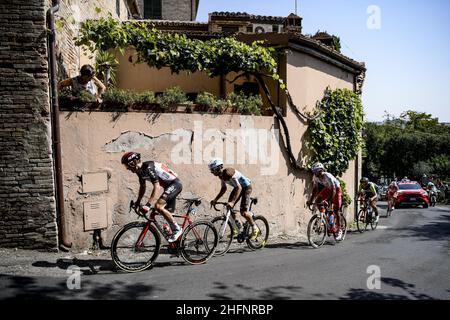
[362,111,450,181]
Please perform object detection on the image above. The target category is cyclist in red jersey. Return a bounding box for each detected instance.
[307,162,343,240]
[387,180,399,211]
[121,152,183,242]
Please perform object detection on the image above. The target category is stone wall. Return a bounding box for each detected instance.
[0,0,58,249]
[51,0,130,80]
[0,0,133,250]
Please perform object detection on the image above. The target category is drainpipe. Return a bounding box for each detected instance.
[47,0,72,250]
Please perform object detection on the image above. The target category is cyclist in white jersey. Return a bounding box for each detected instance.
[208,158,260,241]
[121,151,183,242]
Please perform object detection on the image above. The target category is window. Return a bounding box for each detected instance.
[272,25,279,33]
[221,25,239,33]
[234,82,260,96]
[144,0,162,19]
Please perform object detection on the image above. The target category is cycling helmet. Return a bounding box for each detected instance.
[121,151,141,166]
[311,162,325,174]
[360,177,369,183]
[208,158,223,171]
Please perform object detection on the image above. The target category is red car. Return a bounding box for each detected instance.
[395,181,429,208]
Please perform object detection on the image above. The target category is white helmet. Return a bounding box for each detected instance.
[208,158,223,171]
[311,162,325,174]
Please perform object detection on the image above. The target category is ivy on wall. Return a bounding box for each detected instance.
[307,87,364,177]
[75,15,280,82]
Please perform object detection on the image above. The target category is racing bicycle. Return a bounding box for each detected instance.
[356,196,378,233]
[211,197,269,255]
[111,198,218,272]
[307,201,347,248]
[386,193,397,217]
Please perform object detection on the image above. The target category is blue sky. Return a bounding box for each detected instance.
[197,0,450,122]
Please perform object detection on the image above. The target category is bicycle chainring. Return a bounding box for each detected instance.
[237,233,246,243]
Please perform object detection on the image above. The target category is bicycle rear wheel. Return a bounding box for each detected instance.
[356,210,368,233]
[179,220,218,265]
[111,222,160,272]
[211,216,234,256]
[371,212,379,230]
[307,215,327,248]
[246,215,269,250]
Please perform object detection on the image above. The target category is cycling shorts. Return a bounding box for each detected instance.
[317,186,342,214]
[388,190,398,198]
[160,178,182,213]
[229,185,253,213]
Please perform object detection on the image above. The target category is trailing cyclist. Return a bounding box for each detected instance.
[427,181,438,206]
[121,151,183,242]
[208,158,260,241]
[358,177,379,223]
[306,162,344,241]
[387,179,399,211]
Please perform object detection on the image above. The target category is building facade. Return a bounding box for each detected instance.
[0,0,140,250]
[0,1,365,250]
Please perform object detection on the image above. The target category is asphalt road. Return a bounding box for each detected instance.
[1,202,449,300]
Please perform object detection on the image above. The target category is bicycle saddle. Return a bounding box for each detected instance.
[179,197,202,206]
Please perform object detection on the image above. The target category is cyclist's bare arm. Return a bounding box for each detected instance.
[229,184,242,207]
[136,182,146,205]
[212,180,227,203]
[57,78,72,91]
[308,185,319,205]
[148,181,160,205]
[92,76,106,95]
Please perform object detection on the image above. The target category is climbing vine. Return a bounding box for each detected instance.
[75,15,279,81]
[75,16,363,176]
[307,87,364,177]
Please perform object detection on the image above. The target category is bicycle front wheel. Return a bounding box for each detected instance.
[111,222,160,272]
[179,220,218,265]
[246,215,269,250]
[307,215,326,248]
[356,210,368,233]
[211,216,234,256]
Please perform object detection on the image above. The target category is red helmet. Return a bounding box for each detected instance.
[121,152,141,166]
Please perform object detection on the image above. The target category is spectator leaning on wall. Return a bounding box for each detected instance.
[58,64,106,102]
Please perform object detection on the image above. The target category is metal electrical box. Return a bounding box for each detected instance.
[83,200,108,231]
[82,172,108,193]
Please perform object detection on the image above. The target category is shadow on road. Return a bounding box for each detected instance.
[206,277,436,300]
[0,274,160,299]
[33,258,115,275]
[340,277,435,300]
[392,214,450,242]
[32,257,187,276]
[208,281,303,300]
[265,242,310,250]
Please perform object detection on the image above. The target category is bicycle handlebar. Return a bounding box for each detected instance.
[129,200,152,220]
[211,201,231,212]
[308,201,329,211]
[130,200,137,213]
